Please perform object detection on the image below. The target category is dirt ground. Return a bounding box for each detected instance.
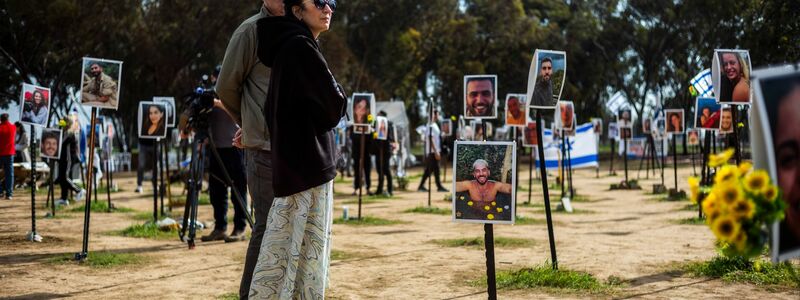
[1,157,798,299]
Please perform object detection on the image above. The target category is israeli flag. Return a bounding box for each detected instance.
[690,69,714,97]
[536,123,599,170]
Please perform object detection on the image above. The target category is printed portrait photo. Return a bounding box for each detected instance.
[695,97,722,130]
[687,129,700,146]
[527,49,567,109]
[620,127,632,140]
[523,121,538,147]
[351,93,376,126]
[653,118,666,140]
[713,49,752,104]
[375,116,389,140]
[642,118,652,134]
[19,83,50,127]
[665,109,684,134]
[752,68,800,261]
[80,57,123,110]
[591,118,603,135]
[39,128,62,160]
[556,101,575,136]
[452,141,516,224]
[608,122,618,140]
[154,97,176,127]
[138,102,168,139]
[505,94,526,127]
[464,75,498,119]
[719,106,735,134]
[617,108,633,128]
[440,119,453,137]
[470,120,485,141]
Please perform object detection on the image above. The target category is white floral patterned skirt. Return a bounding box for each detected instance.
[248,181,334,299]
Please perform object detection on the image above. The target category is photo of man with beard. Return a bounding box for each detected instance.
[80,57,122,110]
[40,129,62,159]
[452,141,516,224]
[464,75,497,119]
[528,50,567,109]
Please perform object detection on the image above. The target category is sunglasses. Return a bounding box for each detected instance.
[308,0,336,11]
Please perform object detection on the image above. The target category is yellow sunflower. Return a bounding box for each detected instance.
[732,231,748,251]
[702,193,718,214]
[688,177,700,204]
[738,161,752,174]
[714,183,743,206]
[764,185,779,202]
[708,149,734,167]
[743,170,770,194]
[367,114,374,123]
[711,216,740,242]
[731,199,755,220]
[714,165,740,184]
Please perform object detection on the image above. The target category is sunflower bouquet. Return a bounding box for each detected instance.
[688,149,785,258]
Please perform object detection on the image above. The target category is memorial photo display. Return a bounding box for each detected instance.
[712,49,752,105]
[80,57,123,110]
[19,83,51,127]
[464,75,498,119]
[138,101,168,139]
[527,49,567,109]
[452,141,516,224]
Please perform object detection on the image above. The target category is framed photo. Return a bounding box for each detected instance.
[452,141,516,224]
[464,75,498,119]
[469,120,484,141]
[154,97,176,127]
[665,109,685,134]
[39,128,63,160]
[617,108,633,128]
[590,118,603,135]
[719,106,735,134]
[694,97,722,130]
[687,129,700,146]
[712,49,752,105]
[19,83,51,127]
[522,121,539,147]
[350,93,376,126]
[619,127,632,140]
[79,57,123,110]
[642,118,652,134]
[555,101,575,135]
[440,119,453,137]
[750,65,800,262]
[608,122,618,140]
[504,94,526,127]
[375,116,389,140]
[527,49,567,109]
[138,101,168,139]
[653,118,666,140]
[353,124,371,135]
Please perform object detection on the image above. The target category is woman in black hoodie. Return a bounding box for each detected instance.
[249,0,346,298]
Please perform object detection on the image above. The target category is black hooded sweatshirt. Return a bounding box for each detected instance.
[256,16,347,197]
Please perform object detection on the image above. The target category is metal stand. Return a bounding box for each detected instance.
[27,124,39,241]
[484,223,497,300]
[358,131,365,218]
[152,139,159,223]
[535,110,558,270]
[75,108,99,261]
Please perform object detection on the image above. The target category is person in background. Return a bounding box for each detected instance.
[56,118,85,205]
[373,111,395,197]
[14,122,29,163]
[351,125,373,195]
[418,110,448,192]
[0,114,16,200]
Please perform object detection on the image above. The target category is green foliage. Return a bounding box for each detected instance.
[515,215,547,225]
[431,236,534,248]
[404,206,450,215]
[48,251,146,268]
[675,217,705,225]
[70,201,134,213]
[333,216,407,226]
[112,223,183,240]
[216,293,239,300]
[685,256,800,288]
[482,264,618,293]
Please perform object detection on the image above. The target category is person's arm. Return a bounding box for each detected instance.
[732,82,749,102]
[281,37,347,131]
[455,181,471,192]
[216,24,257,126]
[495,181,513,194]
[100,78,116,97]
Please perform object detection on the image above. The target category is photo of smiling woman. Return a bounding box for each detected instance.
[19,84,50,127]
[137,102,167,139]
[759,70,800,261]
[714,50,751,104]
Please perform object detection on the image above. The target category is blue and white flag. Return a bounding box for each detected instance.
[690,69,714,97]
[536,123,598,170]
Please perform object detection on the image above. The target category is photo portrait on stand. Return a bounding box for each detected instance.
[80,57,123,110]
[527,49,567,109]
[39,128,62,159]
[19,83,50,127]
[713,49,752,104]
[138,101,168,139]
[463,75,498,119]
[695,97,722,130]
[452,141,516,224]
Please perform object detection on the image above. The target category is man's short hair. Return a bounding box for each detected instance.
[466,77,495,89]
[473,159,489,170]
[541,57,553,65]
[42,132,59,142]
[0,113,8,122]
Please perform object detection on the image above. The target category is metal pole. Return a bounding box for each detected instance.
[76,108,99,261]
[536,110,558,270]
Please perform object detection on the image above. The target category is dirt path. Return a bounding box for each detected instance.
[1,160,797,299]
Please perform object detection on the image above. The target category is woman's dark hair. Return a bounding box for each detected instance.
[284,0,305,17]
[32,90,46,113]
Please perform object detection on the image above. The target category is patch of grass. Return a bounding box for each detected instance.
[431,237,534,249]
[474,264,619,293]
[684,256,800,288]
[534,207,594,214]
[341,196,392,205]
[95,186,123,194]
[111,223,185,240]
[404,206,450,215]
[570,194,591,202]
[217,292,239,300]
[169,194,211,207]
[334,176,351,184]
[674,217,705,225]
[515,215,548,225]
[332,216,407,226]
[679,204,699,211]
[130,211,173,221]
[69,201,134,213]
[330,249,356,261]
[47,251,147,268]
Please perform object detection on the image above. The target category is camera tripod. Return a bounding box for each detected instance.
[179,131,252,249]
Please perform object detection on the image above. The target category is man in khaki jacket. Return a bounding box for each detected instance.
[215,0,283,298]
[81,63,118,108]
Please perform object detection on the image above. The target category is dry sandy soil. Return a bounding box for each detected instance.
[1,158,798,299]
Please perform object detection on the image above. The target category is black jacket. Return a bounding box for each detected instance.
[257,17,347,197]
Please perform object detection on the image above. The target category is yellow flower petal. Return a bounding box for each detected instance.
[487,214,495,220]
[708,149,734,167]
[484,205,491,211]
[467,201,473,206]
[764,185,779,202]
[715,165,740,184]
[738,161,752,174]
[491,201,496,206]
[497,207,503,213]
[711,216,740,242]
[743,170,770,194]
